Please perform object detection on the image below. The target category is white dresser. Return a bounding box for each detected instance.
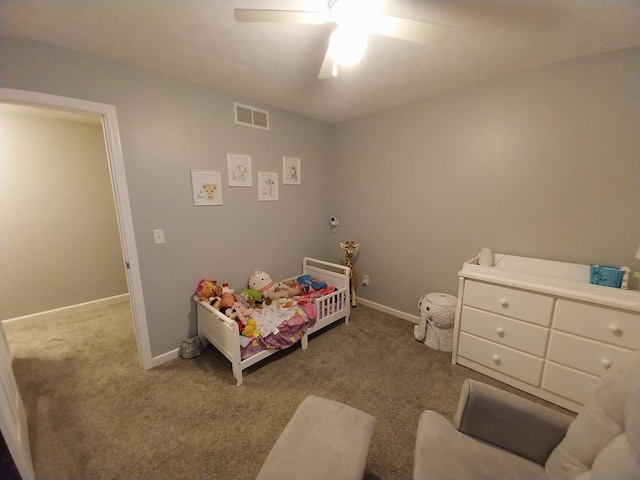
[452,254,639,412]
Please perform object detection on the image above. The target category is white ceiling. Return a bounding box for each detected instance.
[1,0,638,124]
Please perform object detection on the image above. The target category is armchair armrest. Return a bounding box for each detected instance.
[453,379,574,465]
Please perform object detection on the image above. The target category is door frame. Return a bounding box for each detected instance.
[0,87,152,369]
[0,323,34,480]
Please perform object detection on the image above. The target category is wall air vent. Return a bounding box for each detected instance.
[234,102,270,131]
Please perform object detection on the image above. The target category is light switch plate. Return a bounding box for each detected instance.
[153,229,165,244]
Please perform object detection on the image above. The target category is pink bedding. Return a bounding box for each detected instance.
[240,303,317,360]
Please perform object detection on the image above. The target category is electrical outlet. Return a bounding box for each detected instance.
[362,274,370,286]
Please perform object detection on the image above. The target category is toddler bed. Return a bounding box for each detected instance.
[196,257,351,385]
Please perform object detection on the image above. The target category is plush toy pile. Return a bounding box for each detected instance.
[194,269,312,338]
[247,270,299,305]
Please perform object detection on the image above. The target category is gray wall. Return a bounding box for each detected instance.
[330,48,640,313]
[0,38,334,356]
[2,37,637,357]
[0,107,128,319]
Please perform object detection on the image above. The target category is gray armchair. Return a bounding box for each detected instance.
[414,355,639,480]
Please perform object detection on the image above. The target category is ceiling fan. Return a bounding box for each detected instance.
[233,0,451,79]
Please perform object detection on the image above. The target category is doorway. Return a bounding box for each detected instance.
[0,88,151,369]
[1,104,128,319]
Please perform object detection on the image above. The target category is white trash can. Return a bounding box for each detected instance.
[414,293,457,352]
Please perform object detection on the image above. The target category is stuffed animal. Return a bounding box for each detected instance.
[196,279,222,302]
[240,288,263,306]
[242,318,258,338]
[248,270,278,304]
[209,296,222,309]
[272,281,299,298]
[248,270,273,293]
[225,307,259,337]
[219,292,235,310]
[225,307,243,333]
[296,275,327,292]
[235,304,255,325]
[249,270,303,304]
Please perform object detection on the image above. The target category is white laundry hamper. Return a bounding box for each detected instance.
[414,293,457,352]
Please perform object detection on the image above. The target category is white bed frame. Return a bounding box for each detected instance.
[196,257,351,385]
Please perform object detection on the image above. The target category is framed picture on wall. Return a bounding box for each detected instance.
[258,171,278,201]
[226,153,252,187]
[282,156,301,185]
[191,170,223,206]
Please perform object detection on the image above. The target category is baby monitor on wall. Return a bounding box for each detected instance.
[330,216,339,232]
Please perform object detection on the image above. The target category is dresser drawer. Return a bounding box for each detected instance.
[458,333,544,386]
[547,331,634,377]
[463,281,553,326]
[460,306,549,357]
[542,362,600,405]
[553,300,639,350]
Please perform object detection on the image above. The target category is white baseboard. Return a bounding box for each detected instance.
[356,296,420,324]
[148,298,420,369]
[152,348,180,367]
[2,293,130,324]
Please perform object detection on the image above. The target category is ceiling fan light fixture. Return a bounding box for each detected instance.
[330,0,378,25]
[328,24,368,67]
[232,0,449,80]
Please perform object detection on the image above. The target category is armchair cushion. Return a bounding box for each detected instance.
[454,379,574,465]
[414,356,639,480]
[413,378,575,480]
[414,410,547,480]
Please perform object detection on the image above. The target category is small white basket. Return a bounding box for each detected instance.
[414,293,457,352]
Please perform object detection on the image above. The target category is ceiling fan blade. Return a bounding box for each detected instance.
[317,45,334,79]
[233,9,321,24]
[368,15,451,44]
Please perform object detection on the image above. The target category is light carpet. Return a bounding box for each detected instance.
[4,301,569,479]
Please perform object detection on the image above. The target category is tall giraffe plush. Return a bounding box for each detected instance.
[340,241,360,308]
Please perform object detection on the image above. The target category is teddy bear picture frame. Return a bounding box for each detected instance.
[191,169,223,206]
[226,153,252,187]
[282,156,301,185]
[258,171,278,201]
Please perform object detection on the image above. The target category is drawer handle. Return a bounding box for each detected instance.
[609,324,622,336]
[492,354,501,365]
[496,327,505,337]
[600,358,612,370]
[500,299,509,308]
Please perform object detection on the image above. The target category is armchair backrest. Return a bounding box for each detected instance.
[545,354,639,480]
